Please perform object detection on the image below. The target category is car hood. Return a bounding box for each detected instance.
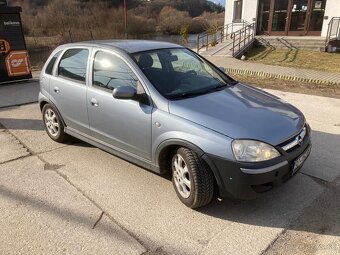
[168,83,305,146]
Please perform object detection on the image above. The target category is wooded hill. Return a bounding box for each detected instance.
[12,0,224,16]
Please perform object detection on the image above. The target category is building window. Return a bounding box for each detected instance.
[233,0,243,22]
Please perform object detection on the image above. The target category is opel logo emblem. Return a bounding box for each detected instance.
[297,135,303,146]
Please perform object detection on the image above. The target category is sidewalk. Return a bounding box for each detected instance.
[0,71,40,108]
[206,56,340,85]
[0,80,39,108]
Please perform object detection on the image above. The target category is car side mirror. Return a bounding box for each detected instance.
[112,86,136,100]
[218,67,226,73]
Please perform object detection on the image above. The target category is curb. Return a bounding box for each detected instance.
[225,68,340,85]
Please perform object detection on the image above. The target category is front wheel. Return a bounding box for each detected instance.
[172,147,214,208]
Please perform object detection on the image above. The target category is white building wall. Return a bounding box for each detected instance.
[321,0,340,37]
[242,0,259,24]
[224,0,234,25]
[224,0,259,26]
[225,0,340,38]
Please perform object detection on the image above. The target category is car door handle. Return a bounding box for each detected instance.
[90,98,99,107]
[53,87,60,94]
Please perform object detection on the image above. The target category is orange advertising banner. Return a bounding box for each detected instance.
[5,50,30,77]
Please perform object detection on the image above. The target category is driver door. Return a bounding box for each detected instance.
[87,49,153,160]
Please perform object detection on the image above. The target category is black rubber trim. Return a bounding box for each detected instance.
[155,139,205,165]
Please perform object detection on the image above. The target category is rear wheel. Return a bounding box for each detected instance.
[42,104,67,143]
[172,147,214,208]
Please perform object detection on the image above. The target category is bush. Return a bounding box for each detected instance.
[128,15,157,35]
[200,11,225,28]
[180,25,189,44]
[158,6,191,34]
[188,17,208,34]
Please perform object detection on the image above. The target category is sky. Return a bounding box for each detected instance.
[209,0,225,6]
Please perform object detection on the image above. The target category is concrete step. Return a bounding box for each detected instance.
[255,37,326,51]
[256,41,326,46]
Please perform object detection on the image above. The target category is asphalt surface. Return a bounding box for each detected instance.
[0,79,40,108]
[0,80,339,254]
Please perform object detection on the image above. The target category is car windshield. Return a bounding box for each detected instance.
[133,48,237,99]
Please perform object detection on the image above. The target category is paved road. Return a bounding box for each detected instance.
[0,83,339,254]
[0,79,39,108]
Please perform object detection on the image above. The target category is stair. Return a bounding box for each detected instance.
[196,22,256,58]
[255,36,327,52]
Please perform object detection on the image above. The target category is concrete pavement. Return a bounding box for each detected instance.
[0,84,340,254]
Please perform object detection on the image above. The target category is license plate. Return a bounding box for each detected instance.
[292,146,311,175]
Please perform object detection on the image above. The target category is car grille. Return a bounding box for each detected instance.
[279,125,308,153]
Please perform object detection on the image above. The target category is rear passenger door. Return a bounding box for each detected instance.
[49,47,91,135]
[87,49,153,160]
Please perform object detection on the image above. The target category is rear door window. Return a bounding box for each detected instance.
[58,49,89,83]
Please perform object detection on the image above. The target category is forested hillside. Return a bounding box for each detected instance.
[10,0,224,16]
[10,0,225,48]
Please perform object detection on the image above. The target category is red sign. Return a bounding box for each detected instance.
[5,50,31,77]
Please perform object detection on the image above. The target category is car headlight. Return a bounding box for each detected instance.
[232,140,280,162]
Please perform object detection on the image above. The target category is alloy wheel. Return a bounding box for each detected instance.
[173,153,191,199]
[44,108,60,137]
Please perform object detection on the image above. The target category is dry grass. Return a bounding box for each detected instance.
[244,47,340,73]
[232,73,340,99]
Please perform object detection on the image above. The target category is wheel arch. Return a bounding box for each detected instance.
[40,100,66,127]
[156,139,204,174]
[155,139,225,195]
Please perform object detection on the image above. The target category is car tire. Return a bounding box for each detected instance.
[42,104,68,143]
[172,147,214,208]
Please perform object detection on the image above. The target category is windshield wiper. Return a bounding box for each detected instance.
[168,83,229,100]
[168,91,206,100]
[229,80,239,85]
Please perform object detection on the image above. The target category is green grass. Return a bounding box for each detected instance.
[244,47,340,73]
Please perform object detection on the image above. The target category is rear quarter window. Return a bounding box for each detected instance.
[45,50,61,75]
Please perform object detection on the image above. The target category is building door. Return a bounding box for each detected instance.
[306,0,327,35]
[257,0,326,36]
[270,0,290,35]
[288,0,310,35]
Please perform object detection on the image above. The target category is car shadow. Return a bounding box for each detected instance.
[0,118,45,131]
[195,129,340,237]
[57,127,340,241]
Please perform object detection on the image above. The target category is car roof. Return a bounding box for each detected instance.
[65,40,184,54]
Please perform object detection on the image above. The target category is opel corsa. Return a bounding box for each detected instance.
[39,41,311,208]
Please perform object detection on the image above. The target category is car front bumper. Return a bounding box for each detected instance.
[202,127,312,200]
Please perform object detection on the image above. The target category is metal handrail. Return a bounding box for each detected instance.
[325,17,340,49]
[231,23,256,57]
[196,19,251,53]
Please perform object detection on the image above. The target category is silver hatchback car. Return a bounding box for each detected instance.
[39,40,311,208]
